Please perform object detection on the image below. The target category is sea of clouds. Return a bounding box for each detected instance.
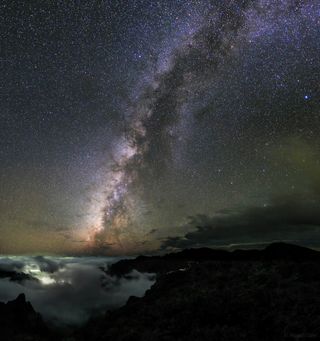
[0,256,155,328]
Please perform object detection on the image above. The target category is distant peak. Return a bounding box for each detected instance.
[265,242,310,252]
[16,293,26,303]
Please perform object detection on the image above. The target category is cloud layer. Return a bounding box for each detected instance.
[0,256,155,329]
[161,191,320,250]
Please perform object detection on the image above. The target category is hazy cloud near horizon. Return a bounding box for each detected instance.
[161,141,320,251]
[0,256,155,328]
[161,192,320,251]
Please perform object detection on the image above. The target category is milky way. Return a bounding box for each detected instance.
[1,1,320,255]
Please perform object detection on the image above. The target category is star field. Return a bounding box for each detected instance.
[1,0,320,255]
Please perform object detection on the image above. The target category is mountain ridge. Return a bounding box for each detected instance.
[107,242,320,276]
[2,242,320,340]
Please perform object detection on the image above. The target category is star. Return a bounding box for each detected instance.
[1,0,320,254]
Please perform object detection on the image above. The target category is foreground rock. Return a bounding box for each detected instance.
[0,293,53,341]
[79,260,320,340]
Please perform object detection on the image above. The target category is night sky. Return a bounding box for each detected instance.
[1,0,320,255]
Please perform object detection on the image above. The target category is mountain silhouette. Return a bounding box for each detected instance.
[108,242,320,276]
[80,243,320,340]
[0,270,37,283]
[0,293,51,340]
[3,243,320,340]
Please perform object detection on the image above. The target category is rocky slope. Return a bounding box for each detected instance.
[79,259,320,340]
[0,293,53,341]
[71,243,320,340]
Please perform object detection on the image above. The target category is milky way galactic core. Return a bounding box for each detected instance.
[1,1,320,255]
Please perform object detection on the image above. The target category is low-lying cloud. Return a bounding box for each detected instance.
[161,192,320,251]
[0,256,155,328]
